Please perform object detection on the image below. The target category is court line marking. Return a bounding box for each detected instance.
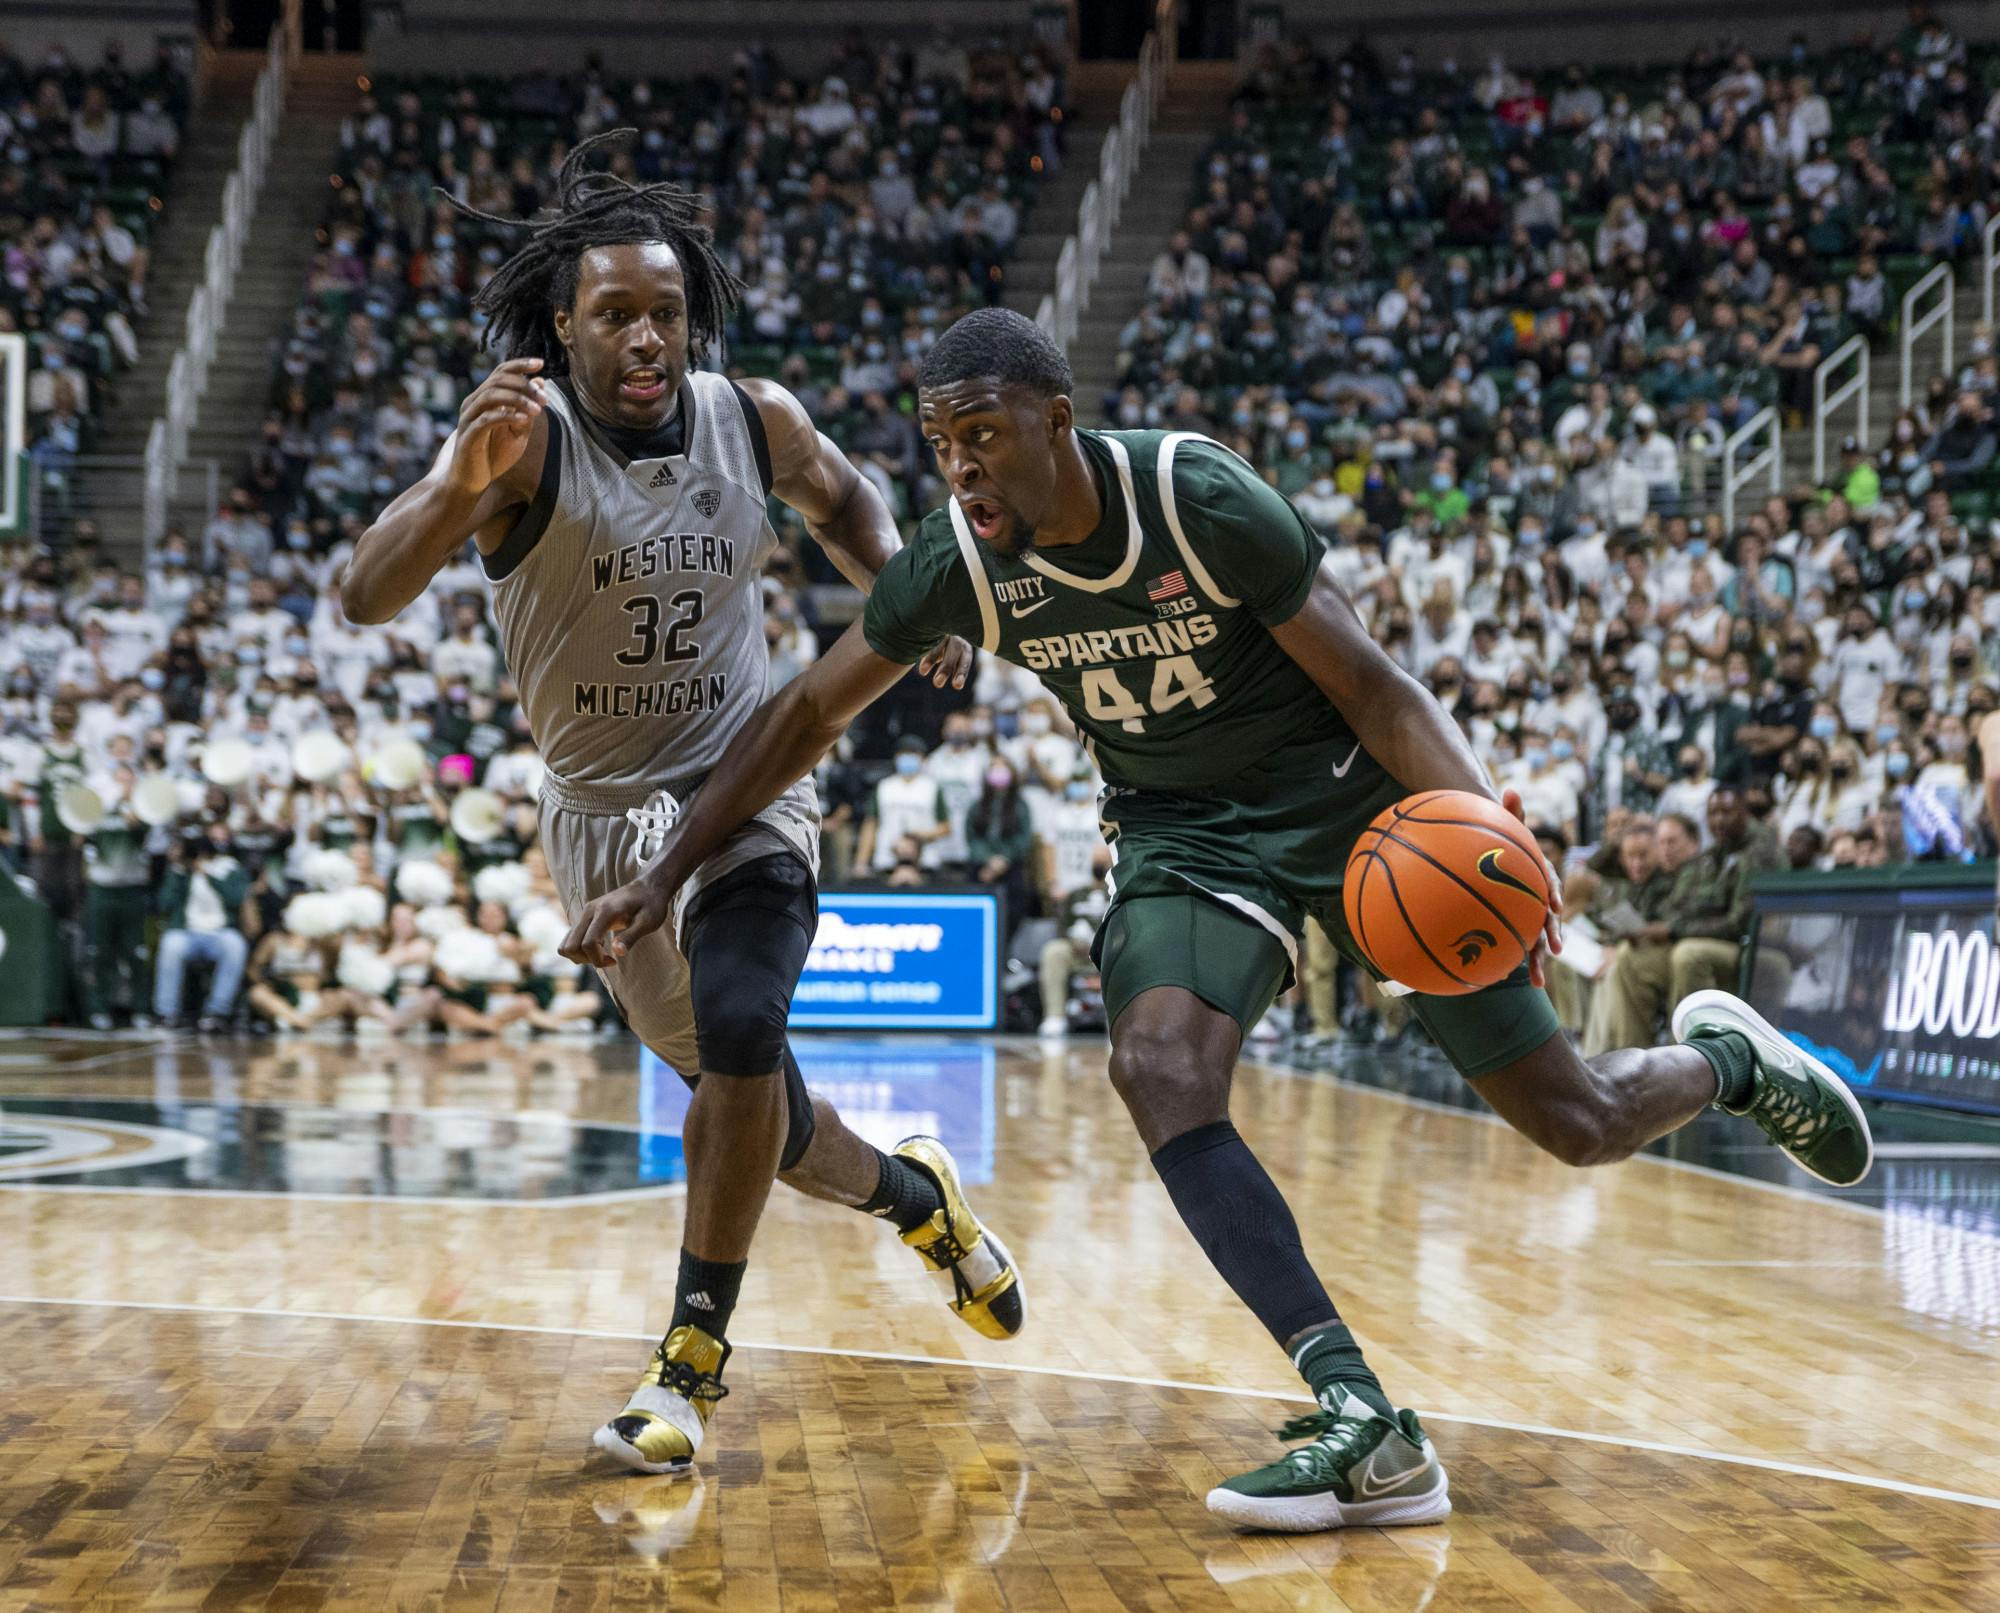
[4,1291,1995,1514]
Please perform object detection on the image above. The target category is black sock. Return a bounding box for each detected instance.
[1294,1322,1393,1420]
[1690,1029,1757,1109]
[1150,1120,1345,1351]
[670,1248,747,1340]
[857,1147,944,1234]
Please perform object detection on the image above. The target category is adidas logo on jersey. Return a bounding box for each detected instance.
[648,464,677,489]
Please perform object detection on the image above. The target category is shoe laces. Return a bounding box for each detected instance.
[1753,1073,1829,1149]
[1270,1407,1377,1480]
[650,1355,729,1406]
[915,1212,980,1307]
[625,790,682,862]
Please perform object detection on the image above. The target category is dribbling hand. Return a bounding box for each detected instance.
[445,357,545,498]
[559,878,676,970]
[1500,786,1563,989]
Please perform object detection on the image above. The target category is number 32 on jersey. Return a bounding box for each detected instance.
[1080,654,1216,733]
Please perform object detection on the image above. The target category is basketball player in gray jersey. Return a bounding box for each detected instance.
[344,133,1024,1477]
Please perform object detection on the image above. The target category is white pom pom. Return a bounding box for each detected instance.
[517,903,569,954]
[413,904,470,941]
[283,891,343,939]
[337,944,396,996]
[304,849,359,893]
[395,859,454,907]
[340,885,387,932]
[437,928,515,982]
[473,861,532,907]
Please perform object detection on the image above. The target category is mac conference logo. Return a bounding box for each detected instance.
[1882,927,2000,1039]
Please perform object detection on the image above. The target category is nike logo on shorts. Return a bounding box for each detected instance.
[1331,744,1361,778]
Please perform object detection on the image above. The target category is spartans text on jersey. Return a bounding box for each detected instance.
[1015,611,1219,671]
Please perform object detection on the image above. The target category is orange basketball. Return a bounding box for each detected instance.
[1343,790,1552,996]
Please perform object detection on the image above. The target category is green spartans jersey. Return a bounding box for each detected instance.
[864,429,1355,790]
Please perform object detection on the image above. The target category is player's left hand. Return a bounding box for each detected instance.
[1501,786,1563,989]
[560,878,675,970]
[918,635,974,691]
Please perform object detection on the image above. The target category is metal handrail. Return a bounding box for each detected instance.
[143,18,292,547]
[1721,405,1781,531]
[1811,335,1869,485]
[1035,3,1177,348]
[1901,263,1954,412]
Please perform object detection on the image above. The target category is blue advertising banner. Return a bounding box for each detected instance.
[790,890,999,1030]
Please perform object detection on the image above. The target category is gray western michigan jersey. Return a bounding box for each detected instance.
[488,368,785,789]
[484,371,818,1029]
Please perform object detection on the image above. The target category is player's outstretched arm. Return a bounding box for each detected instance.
[342,358,548,624]
[1270,564,1563,980]
[559,623,911,967]
[743,376,970,690]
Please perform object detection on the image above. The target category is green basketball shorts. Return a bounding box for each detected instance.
[1091,755,1561,1080]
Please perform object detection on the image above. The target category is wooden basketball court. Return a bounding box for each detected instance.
[3,1031,1997,1610]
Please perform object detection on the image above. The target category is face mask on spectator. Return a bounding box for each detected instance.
[1023,712,1052,737]
[1524,745,1548,769]
[141,668,165,691]
[1431,470,1452,491]
[1551,738,1575,761]
[1065,781,1092,802]
[1809,714,1838,740]
[984,766,1012,789]
[1727,668,1750,688]
[409,720,433,742]
[1286,430,1309,452]
[895,753,922,776]
[1875,722,1900,745]
[1939,733,1968,756]
[1886,753,1911,778]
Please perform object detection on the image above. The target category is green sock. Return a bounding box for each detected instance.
[1690,1029,1757,1109]
[1293,1323,1394,1420]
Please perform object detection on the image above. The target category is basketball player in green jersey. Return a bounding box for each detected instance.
[564,308,1873,1534]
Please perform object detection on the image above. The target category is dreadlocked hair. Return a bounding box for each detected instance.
[442,127,742,373]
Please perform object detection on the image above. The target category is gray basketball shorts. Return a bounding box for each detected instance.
[538,775,820,1077]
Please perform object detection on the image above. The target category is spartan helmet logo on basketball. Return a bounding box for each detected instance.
[1477,847,1543,900]
[1452,928,1499,967]
[692,488,722,519]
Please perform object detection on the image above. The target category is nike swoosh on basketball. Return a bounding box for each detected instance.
[1330,744,1361,778]
[1010,597,1056,619]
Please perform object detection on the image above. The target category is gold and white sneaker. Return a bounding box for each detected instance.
[592,1324,728,1475]
[893,1136,1026,1340]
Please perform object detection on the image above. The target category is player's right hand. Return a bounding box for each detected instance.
[444,357,545,497]
[560,876,674,970]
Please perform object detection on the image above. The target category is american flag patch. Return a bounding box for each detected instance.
[1146,571,1189,601]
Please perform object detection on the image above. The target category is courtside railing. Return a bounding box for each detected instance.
[1037,0,1176,349]
[144,5,296,548]
[1811,335,1869,485]
[1722,405,1781,531]
[1900,263,1954,413]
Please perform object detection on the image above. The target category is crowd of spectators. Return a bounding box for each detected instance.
[4,24,2000,1049]
[2,39,188,486]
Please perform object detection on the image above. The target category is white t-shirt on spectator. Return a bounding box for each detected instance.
[868,772,944,871]
[1512,768,1579,833]
[1039,796,1104,902]
[1829,630,1899,732]
[432,631,500,692]
[1656,775,1718,838]
[924,742,991,867]
[230,606,294,660]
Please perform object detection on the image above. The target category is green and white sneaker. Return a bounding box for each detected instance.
[1672,989,1874,1187]
[1206,1387,1451,1532]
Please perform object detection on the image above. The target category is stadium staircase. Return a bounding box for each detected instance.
[70,53,265,550]
[1003,65,1129,322]
[1063,61,1236,421]
[81,54,359,560]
